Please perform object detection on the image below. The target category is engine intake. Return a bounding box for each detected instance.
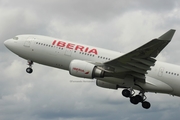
[69,60,104,79]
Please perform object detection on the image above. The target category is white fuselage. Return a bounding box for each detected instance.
[4,35,180,97]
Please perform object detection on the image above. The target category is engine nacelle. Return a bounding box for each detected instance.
[69,60,104,79]
[96,79,118,90]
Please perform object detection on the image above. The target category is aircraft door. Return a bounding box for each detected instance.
[158,67,164,77]
[24,36,35,47]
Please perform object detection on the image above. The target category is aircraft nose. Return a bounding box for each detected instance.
[4,39,11,48]
[4,40,8,47]
[4,38,21,55]
[4,39,16,51]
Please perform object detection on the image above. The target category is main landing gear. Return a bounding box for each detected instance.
[122,88,151,109]
[26,60,33,74]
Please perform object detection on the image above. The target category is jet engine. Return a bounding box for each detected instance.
[69,60,104,79]
[96,79,118,89]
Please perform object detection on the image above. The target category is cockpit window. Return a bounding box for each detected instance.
[13,37,18,40]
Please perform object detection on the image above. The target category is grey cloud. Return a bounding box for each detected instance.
[1,0,178,24]
[0,8,48,51]
[1,57,180,120]
[1,0,180,120]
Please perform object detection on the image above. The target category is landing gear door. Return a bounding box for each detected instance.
[24,36,34,47]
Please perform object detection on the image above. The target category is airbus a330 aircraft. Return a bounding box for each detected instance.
[4,29,179,109]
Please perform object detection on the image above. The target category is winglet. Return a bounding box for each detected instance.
[158,29,176,41]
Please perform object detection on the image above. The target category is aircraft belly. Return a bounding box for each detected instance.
[98,76,173,94]
[136,76,173,94]
[19,49,71,70]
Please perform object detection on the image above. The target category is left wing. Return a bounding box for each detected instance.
[104,29,176,83]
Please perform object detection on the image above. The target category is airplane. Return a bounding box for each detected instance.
[4,29,179,109]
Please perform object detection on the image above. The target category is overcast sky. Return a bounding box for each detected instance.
[1,0,180,120]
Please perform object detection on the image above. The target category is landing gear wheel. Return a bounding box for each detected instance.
[130,96,139,105]
[26,60,33,74]
[26,67,33,73]
[142,101,151,109]
[122,89,131,98]
[135,95,143,103]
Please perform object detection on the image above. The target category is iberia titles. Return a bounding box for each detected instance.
[52,40,98,55]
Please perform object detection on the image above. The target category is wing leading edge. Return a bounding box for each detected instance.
[104,29,176,82]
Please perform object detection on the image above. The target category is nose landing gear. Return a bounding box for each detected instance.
[26,60,33,74]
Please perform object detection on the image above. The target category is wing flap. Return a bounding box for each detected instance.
[127,62,151,70]
[132,58,155,66]
[120,64,147,74]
